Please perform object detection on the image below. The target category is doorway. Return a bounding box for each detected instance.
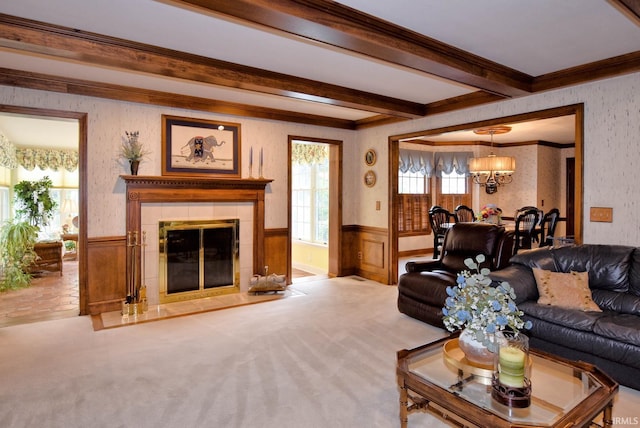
[288,136,342,282]
[0,105,87,326]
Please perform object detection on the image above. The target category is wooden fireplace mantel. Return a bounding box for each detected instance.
[121,175,273,277]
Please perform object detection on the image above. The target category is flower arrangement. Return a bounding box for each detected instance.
[119,131,148,162]
[443,255,531,352]
[478,204,501,221]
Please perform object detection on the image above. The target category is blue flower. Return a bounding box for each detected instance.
[524,320,533,330]
[496,315,508,326]
[456,274,466,285]
[491,300,502,311]
[508,302,517,312]
[485,323,496,333]
[457,310,470,322]
[442,307,449,316]
[445,297,455,307]
[446,286,456,297]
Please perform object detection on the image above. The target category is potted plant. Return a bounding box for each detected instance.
[119,131,148,175]
[0,220,38,291]
[13,176,57,229]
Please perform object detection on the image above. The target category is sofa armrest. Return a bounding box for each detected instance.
[489,264,539,305]
[405,260,443,273]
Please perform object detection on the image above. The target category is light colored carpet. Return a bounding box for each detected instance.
[0,276,638,427]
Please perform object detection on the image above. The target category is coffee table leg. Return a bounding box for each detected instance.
[399,383,408,428]
[602,401,613,428]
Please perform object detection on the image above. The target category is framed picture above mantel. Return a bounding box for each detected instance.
[161,115,241,178]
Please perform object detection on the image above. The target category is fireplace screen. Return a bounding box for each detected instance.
[159,219,239,303]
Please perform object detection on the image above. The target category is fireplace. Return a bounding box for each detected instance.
[121,175,272,308]
[159,219,239,303]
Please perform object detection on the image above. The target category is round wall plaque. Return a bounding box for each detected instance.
[364,170,376,187]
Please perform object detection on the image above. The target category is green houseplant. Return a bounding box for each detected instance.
[0,220,38,291]
[13,176,57,229]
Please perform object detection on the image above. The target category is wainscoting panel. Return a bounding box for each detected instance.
[86,236,127,315]
[265,228,289,282]
[342,225,389,284]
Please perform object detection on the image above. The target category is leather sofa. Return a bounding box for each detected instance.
[397,222,515,328]
[489,244,640,390]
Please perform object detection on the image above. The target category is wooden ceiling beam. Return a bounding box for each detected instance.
[0,13,425,119]
[172,0,533,97]
[0,67,357,129]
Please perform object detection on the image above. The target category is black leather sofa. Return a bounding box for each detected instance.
[397,222,515,328]
[489,244,640,390]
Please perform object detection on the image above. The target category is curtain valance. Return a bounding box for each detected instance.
[435,152,473,177]
[15,147,79,172]
[399,149,434,177]
[292,143,328,165]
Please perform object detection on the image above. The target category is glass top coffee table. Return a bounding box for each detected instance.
[397,334,618,428]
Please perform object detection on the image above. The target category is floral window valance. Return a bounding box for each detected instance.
[16,147,79,172]
[399,149,434,177]
[292,143,328,165]
[0,133,78,172]
[0,133,18,169]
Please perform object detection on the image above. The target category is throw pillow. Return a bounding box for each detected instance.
[532,268,602,312]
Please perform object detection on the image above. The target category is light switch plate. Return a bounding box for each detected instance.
[590,207,613,222]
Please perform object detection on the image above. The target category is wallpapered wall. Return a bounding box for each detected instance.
[1,71,638,246]
[352,72,640,246]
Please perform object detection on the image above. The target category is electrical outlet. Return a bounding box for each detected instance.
[357,251,363,260]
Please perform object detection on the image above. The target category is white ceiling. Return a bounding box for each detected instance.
[0,0,638,145]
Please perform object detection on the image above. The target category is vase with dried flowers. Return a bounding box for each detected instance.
[443,255,531,366]
[119,131,149,175]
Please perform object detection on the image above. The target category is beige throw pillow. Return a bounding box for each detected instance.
[532,268,602,312]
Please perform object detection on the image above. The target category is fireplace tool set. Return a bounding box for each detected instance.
[122,231,148,317]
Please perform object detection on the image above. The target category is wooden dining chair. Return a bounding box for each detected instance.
[454,205,475,223]
[539,208,560,247]
[514,208,540,253]
[516,206,544,243]
[428,206,455,258]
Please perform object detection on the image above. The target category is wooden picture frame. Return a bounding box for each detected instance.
[161,115,241,178]
[365,148,377,166]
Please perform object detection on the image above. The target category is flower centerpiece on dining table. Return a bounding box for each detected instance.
[442,255,531,365]
[478,204,501,224]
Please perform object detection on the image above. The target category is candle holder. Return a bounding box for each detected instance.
[491,331,531,408]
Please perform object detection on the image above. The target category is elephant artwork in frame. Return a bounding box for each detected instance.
[161,115,241,178]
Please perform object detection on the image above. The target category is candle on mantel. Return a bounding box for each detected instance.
[249,146,253,168]
[260,147,263,168]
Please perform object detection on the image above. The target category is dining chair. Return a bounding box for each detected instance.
[515,206,544,243]
[539,208,560,247]
[454,205,475,223]
[428,206,455,258]
[514,208,540,253]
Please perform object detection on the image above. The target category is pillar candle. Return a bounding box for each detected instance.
[498,346,526,388]
[249,146,253,167]
[260,147,263,167]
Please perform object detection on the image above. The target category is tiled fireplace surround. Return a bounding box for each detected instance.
[122,175,271,306]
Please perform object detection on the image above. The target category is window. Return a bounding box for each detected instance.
[291,145,329,245]
[399,170,427,194]
[398,171,431,235]
[440,170,467,194]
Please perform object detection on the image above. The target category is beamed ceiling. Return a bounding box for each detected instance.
[0,0,639,132]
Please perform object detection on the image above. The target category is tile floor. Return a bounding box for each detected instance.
[0,260,79,328]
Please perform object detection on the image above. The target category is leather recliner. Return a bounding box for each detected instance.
[397,222,515,328]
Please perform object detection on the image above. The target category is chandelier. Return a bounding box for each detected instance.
[469,125,515,194]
